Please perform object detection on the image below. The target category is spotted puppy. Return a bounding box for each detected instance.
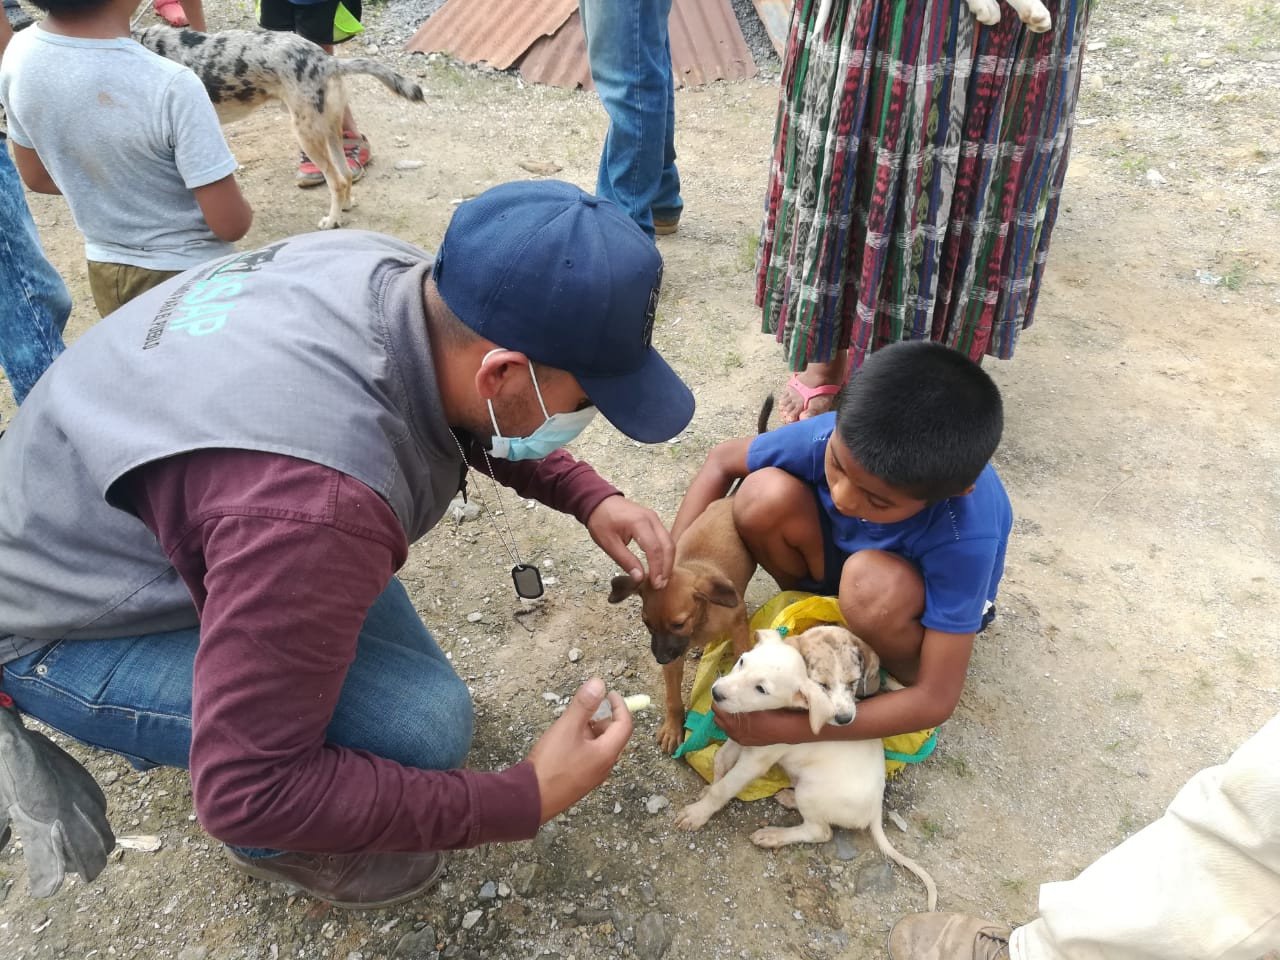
[135,25,425,229]
[788,624,880,728]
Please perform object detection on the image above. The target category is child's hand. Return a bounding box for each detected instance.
[712,704,816,746]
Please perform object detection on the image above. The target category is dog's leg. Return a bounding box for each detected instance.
[773,787,798,810]
[291,86,351,230]
[752,819,833,848]
[675,745,785,831]
[729,614,752,660]
[657,657,686,755]
[712,739,741,782]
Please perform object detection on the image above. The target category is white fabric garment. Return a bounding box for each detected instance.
[1013,711,1280,960]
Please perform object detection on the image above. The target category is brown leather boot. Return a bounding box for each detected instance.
[224,847,446,909]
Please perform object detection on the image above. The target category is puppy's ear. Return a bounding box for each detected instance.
[754,628,784,647]
[608,575,640,604]
[800,679,837,734]
[854,637,881,698]
[695,574,740,609]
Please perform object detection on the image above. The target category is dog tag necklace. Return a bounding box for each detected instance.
[449,430,544,600]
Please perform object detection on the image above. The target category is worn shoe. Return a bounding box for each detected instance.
[342,131,371,167]
[224,847,447,909]
[296,139,369,188]
[652,213,680,236]
[887,912,1012,960]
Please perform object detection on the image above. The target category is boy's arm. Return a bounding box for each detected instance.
[713,628,975,744]
[192,174,253,242]
[669,436,752,541]
[11,144,60,195]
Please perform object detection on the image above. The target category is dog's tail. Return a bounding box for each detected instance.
[332,59,425,103]
[869,816,939,912]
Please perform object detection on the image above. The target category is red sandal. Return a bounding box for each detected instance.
[780,373,842,424]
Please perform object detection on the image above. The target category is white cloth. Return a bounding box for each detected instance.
[0,28,237,270]
[1013,712,1280,960]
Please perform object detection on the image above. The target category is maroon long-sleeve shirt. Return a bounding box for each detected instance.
[120,444,620,853]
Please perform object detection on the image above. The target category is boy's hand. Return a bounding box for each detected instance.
[527,679,633,823]
[712,704,817,747]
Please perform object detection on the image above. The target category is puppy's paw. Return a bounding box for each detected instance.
[750,826,793,848]
[656,720,683,755]
[674,801,714,831]
[966,0,1001,25]
[773,788,798,810]
[317,214,343,230]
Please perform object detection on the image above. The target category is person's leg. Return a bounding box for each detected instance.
[1013,710,1280,960]
[777,349,849,424]
[836,550,926,684]
[0,140,69,406]
[732,468,832,590]
[650,26,682,235]
[0,577,470,774]
[887,712,1280,960]
[580,0,675,237]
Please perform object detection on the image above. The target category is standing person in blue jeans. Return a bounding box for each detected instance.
[0,181,694,908]
[579,0,683,237]
[0,14,68,407]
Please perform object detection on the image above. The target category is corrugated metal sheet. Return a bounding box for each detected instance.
[751,0,792,57]
[411,0,756,91]
[517,9,593,90]
[668,0,756,87]
[405,0,577,70]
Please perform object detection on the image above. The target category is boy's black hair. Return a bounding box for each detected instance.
[26,0,106,15]
[835,341,1003,500]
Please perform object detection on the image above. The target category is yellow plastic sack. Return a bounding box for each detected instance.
[675,592,938,800]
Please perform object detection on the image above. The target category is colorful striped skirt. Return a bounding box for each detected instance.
[757,0,1093,371]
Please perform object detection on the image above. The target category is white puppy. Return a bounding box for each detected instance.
[674,629,937,911]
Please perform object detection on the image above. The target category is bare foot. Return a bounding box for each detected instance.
[777,353,847,424]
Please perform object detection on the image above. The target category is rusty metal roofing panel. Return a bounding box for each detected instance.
[517,10,593,91]
[413,0,755,90]
[405,0,577,70]
[669,0,756,87]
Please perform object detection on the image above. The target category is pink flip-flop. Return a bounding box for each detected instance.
[154,0,188,27]
[780,373,841,424]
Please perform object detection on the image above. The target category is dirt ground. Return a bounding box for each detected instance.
[2,0,1278,957]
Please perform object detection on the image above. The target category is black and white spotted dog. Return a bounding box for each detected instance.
[135,26,425,229]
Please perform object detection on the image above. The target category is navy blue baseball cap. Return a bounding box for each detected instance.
[432,180,694,444]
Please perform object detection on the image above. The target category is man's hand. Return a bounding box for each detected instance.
[712,703,817,747]
[585,495,674,589]
[0,697,115,897]
[527,678,633,824]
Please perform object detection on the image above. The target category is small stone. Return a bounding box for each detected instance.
[1086,39,1106,51]
[644,795,669,814]
[478,881,497,900]
[574,906,613,925]
[1145,168,1168,186]
[394,928,436,957]
[394,159,426,171]
[568,647,583,663]
[466,612,483,623]
[365,44,380,55]
[638,880,657,905]
[634,912,673,960]
[613,802,622,814]
[542,691,560,702]
[822,828,860,861]
[517,160,563,176]
[460,909,483,930]
[100,770,120,786]
[1197,56,1216,68]
[497,882,511,898]
[855,860,897,896]
[512,862,541,896]
[177,949,208,960]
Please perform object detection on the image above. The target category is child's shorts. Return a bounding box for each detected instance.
[796,505,998,633]
[259,0,363,46]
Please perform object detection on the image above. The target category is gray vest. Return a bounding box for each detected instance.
[0,231,465,661]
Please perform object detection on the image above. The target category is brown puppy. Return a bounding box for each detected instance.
[787,624,880,728]
[609,498,756,753]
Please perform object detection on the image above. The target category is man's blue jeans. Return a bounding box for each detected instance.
[579,0,682,237]
[0,136,70,405]
[0,578,473,854]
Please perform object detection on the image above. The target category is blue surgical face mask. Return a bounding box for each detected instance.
[486,354,597,461]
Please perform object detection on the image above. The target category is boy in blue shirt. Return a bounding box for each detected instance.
[671,341,1012,745]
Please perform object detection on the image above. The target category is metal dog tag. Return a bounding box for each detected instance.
[511,563,544,600]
